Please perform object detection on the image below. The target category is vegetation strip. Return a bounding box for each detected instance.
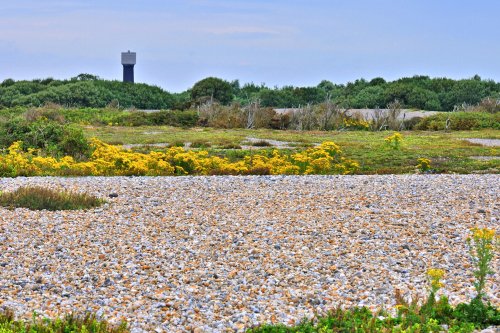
[0,186,104,211]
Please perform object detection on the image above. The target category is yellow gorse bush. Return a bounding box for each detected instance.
[0,139,359,177]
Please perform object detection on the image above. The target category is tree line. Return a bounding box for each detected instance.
[1,74,500,111]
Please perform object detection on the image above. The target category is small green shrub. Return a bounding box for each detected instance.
[252,140,273,147]
[168,140,185,148]
[190,140,211,148]
[0,186,104,211]
[219,143,242,149]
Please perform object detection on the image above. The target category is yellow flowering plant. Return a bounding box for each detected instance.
[0,139,359,177]
[384,132,403,150]
[427,268,445,295]
[416,158,431,172]
[467,228,498,300]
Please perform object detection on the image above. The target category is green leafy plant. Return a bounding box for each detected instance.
[0,186,105,211]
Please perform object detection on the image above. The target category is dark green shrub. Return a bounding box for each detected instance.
[191,77,234,105]
[0,186,104,211]
[58,124,92,159]
[453,299,500,326]
[252,140,273,147]
[0,118,91,159]
[402,116,423,130]
[148,110,199,127]
[115,111,152,126]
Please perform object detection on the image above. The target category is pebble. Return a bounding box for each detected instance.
[0,175,498,333]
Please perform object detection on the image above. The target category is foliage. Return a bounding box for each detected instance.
[0,140,359,177]
[3,74,500,111]
[415,112,500,130]
[82,126,500,174]
[0,309,127,333]
[0,186,104,210]
[0,77,174,109]
[191,77,234,105]
[0,116,91,159]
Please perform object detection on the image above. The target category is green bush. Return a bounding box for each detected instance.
[415,112,500,130]
[0,118,91,159]
[148,110,199,127]
[0,186,104,211]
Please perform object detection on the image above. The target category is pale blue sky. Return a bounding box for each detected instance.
[1,0,499,92]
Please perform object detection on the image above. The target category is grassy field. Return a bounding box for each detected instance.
[83,126,500,174]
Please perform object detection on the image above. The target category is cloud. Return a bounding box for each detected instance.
[203,26,281,36]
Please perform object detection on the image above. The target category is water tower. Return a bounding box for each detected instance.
[121,51,136,83]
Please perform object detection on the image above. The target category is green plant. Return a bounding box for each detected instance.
[190,140,211,148]
[0,117,91,159]
[168,140,185,148]
[416,158,431,172]
[467,228,497,300]
[384,132,403,150]
[191,77,234,105]
[415,112,500,130]
[0,186,104,211]
[219,143,242,149]
[0,309,128,333]
[251,140,273,147]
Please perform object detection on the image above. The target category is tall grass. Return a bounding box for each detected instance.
[0,186,104,211]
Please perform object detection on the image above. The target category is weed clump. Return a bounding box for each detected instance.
[251,140,273,147]
[0,309,128,333]
[384,132,403,150]
[416,158,431,172]
[0,186,104,211]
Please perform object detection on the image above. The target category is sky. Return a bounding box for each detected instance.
[1,0,500,92]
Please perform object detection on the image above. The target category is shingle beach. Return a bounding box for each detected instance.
[0,175,498,332]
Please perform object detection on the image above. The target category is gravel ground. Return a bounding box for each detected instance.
[465,138,500,147]
[0,175,498,332]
